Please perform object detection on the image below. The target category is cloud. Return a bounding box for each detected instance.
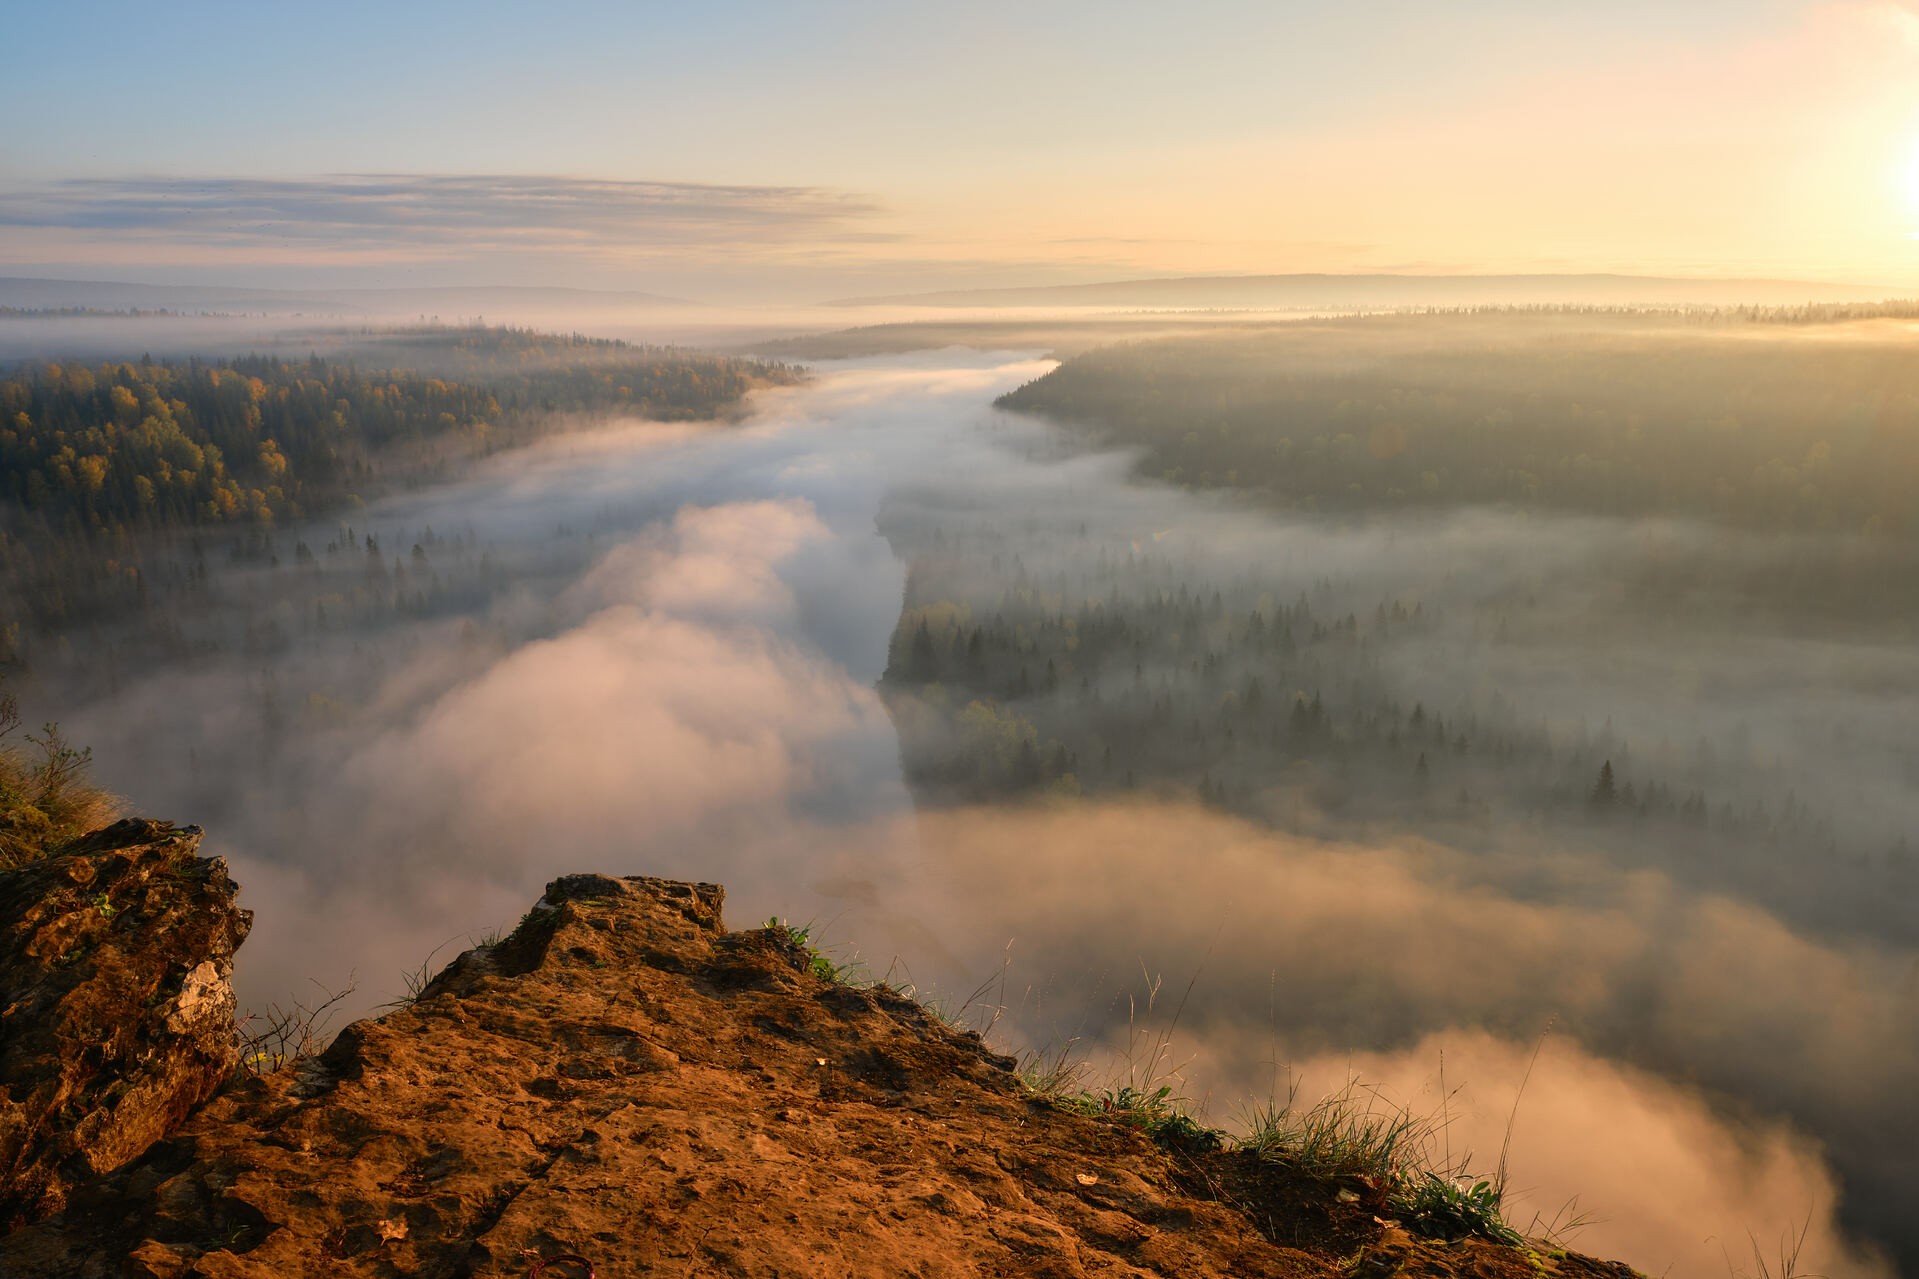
[195,492,911,1066]
[341,606,878,862]
[335,497,890,878]
[0,174,888,255]
[574,499,832,623]
[1275,1031,1888,1279]
[888,801,1905,1279]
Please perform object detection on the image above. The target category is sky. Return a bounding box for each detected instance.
[4,0,1919,300]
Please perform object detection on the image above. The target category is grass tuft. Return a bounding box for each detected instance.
[383,938,461,1010]
[1234,1074,1534,1245]
[765,917,866,985]
[1238,1076,1434,1184]
[1725,1212,1827,1279]
[1048,1083,1227,1152]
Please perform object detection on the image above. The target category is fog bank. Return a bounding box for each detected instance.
[19,352,1912,1276]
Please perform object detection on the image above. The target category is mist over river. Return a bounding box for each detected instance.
[28,352,1918,1278]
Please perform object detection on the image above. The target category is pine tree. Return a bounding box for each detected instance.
[1590,759,1617,809]
[891,619,940,684]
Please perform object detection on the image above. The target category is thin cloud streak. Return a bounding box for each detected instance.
[0,174,891,253]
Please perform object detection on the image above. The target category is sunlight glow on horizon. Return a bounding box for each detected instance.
[6,1,1919,297]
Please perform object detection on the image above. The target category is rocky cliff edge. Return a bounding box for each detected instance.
[0,820,248,1230]
[1,851,1641,1278]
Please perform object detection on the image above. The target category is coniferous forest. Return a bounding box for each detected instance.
[874,309,1919,968]
[996,310,1919,537]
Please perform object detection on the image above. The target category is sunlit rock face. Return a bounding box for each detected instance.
[0,820,250,1225]
[1,862,1636,1279]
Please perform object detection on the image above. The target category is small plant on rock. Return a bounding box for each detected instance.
[236,978,357,1075]
[764,918,861,984]
[1397,1173,1524,1246]
[1053,1083,1226,1152]
[0,676,115,867]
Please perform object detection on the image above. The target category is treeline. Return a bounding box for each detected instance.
[0,332,799,537]
[0,307,241,318]
[996,313,1919,537]
[2,357,497,530]
[872,515,1919,948]
[324,324,697,381]
[883,589,1770,837]
[881,579,1691,821]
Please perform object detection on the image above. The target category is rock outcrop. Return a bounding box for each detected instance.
[0,819,250,1228]
[0,865,1641,1279]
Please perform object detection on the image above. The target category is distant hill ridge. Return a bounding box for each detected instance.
[0,276,697,316]
[833,271,1906,309]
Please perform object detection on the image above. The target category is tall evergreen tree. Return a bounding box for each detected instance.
[1590,759,1617,809]
[905,619,939,683]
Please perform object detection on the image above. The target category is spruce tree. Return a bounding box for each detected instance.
[1590,759,1617,809]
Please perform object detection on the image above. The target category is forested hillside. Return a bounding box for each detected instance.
[0,331,798,536]
[874,505,1919,952]
[997,310,1919,537]
[0,327,801,640]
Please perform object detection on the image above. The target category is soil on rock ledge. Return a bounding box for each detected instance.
[3,870,1639,1279]
[0,819,251,1228]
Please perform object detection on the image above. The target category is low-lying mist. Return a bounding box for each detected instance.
[15,351,1914,1277]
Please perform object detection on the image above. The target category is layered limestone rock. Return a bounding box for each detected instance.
[0,819,251,1227]
[1,867,1640,1279]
